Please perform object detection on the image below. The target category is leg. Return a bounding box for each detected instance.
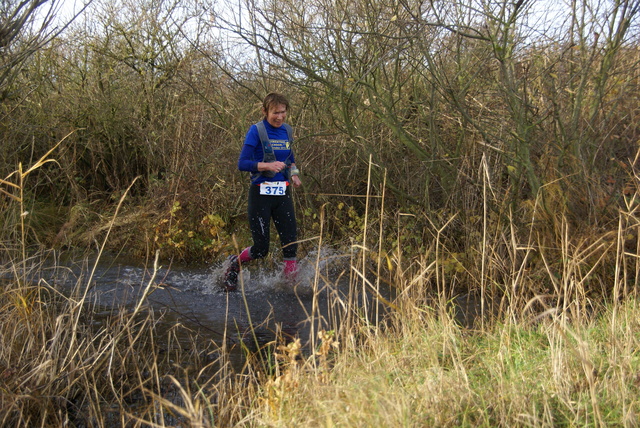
[272,188,297,259]
[224,185,270,291]
[247,184,271,259]
[273,188,298,279]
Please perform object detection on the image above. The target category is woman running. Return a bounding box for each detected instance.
[224,93,302,291]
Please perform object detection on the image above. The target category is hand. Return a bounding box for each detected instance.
[259,161,286,173]
[291,175,302,187]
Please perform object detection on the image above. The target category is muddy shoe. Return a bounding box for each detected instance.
[224,255,240,291]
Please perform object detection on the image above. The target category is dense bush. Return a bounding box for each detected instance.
[1,0,638,282]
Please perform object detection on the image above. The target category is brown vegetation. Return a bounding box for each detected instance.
[1,0,639,424]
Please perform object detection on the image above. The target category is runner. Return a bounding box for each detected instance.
[224,93,302,291]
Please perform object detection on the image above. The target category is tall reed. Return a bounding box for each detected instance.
[0,143,252,426]
[245,148,640,427]
[1,141,638,426]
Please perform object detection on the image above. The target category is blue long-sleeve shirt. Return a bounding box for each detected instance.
[238,120,295,184]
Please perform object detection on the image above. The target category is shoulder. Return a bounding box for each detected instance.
[244,123,261,146]
[282,123,293,136]
[248,122,261,134]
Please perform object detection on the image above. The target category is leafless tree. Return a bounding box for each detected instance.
[0,0,90,100]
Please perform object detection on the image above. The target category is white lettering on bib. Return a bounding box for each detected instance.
[259,181,287,196]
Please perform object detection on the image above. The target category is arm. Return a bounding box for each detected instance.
[239,143,284,173]
[289,163,302,187]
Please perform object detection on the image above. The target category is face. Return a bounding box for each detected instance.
[264,103,287,128]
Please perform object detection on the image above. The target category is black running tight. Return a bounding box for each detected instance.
[247,184,298,260]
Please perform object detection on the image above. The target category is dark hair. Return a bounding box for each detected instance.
[262,93,289,115]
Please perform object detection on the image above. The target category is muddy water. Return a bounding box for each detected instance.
[29,250,482,371]
[43,250,369,366]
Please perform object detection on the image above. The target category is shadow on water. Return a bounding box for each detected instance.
[36,249,363,370]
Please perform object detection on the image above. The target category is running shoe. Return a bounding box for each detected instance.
[223,255,239,291]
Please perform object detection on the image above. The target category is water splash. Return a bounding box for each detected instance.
[202,246,350,296]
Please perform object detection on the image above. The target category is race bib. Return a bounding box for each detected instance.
[259,181,287,196]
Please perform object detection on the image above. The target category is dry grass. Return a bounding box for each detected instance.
[1,144,639,427]
[249,258,640,427]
